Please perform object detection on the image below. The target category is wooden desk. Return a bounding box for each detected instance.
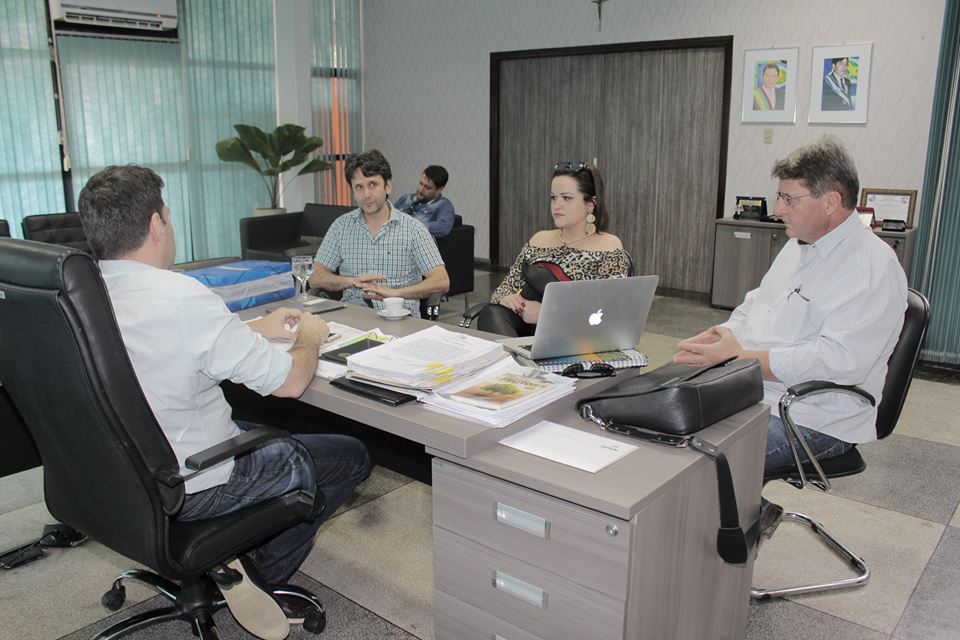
[246,301,767,639]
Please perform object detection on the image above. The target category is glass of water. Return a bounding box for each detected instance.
[291,255,315,302]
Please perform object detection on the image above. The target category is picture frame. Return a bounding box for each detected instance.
[809,43,873,124]
[859,188,917,228]
[740,47,799,124]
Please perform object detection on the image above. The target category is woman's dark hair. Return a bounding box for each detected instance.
[551,164,608,232]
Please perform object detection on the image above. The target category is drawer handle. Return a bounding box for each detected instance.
[495,502,550,539]
[493,570,547,609]
[734,231,752,239]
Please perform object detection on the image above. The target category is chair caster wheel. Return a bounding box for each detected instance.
[303,609,326,634]
[101,585,126,611]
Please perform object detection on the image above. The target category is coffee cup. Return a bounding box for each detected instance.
[383,297,405,316]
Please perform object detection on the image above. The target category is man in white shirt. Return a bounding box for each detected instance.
[78,165,370,628]
[674,137,907,473]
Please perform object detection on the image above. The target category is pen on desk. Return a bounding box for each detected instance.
[310,303,346,314]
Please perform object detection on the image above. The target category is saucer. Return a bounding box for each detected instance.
[377,308,411,319]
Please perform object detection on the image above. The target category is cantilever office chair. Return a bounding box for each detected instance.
[0,238,327,638]
[753,288,930,599]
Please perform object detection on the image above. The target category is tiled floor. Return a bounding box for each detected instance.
[1,270,958,639]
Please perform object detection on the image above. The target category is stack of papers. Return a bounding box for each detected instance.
[420,358,577,427]
[346,325,505,389]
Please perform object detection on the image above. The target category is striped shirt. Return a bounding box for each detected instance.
[723,213,907,443]
[315,204,444,315]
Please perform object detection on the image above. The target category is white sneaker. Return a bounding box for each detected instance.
[219,558,289,640]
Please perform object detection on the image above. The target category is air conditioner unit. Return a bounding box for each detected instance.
[50,0,177,32]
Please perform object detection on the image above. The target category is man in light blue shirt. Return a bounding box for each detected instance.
[392,165,456,237]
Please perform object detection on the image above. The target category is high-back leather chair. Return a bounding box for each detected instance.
[0,238,327,638]
[21,212,91,252]
[754,288,930,599]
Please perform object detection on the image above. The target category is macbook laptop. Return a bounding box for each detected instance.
[498,275,659,360]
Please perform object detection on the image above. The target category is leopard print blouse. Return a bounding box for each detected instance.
[490,243,630,304]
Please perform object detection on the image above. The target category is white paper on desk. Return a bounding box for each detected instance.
[500,420,638,473]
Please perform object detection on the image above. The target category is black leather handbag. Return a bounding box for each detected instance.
[576,357,763,436]
[577,357,765,565]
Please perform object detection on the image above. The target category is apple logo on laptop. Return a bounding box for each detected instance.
[588,308,604,326]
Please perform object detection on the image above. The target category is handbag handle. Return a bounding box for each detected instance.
[577,356,740,407]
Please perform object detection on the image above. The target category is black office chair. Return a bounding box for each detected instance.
[21,212,91,252]
[0,238,327,638]
[0,219,9,237]
[753,288,930,599]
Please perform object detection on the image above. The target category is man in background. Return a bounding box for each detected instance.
[309,150,449,317]
[393,165,456,237]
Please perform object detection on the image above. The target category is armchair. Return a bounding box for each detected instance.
[20,211,238,271]
[240,203,353,261]
[435,214,475,300]
[753,288,930,599]
[0,238,327,638]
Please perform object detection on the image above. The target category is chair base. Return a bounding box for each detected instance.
[752,511,870,600]
[93,567,325,639]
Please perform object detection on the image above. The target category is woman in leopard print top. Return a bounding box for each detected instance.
[480,163,629,337]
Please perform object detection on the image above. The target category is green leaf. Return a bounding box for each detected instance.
[273,124,307,156]
[215,138,261,173]
[297,158,332,176]
[233,125,273,160]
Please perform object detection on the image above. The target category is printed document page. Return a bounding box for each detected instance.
[500,420,638,473]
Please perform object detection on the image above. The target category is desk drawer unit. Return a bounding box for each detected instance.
[434,527,624,640]
[433,459,631,640]
[434,590,547,640]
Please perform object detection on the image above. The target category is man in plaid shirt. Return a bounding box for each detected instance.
[310,150,449,317]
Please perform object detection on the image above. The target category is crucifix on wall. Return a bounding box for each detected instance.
[591,0,610,31]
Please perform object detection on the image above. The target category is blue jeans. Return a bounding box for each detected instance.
[765,415,854,474]
[178,422,370,584]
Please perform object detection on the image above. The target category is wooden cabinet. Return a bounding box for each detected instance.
[711,219,916,309]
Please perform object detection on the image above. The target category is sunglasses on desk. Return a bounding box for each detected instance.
[561,362,616,378]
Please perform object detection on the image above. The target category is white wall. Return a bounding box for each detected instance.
[362,0,946,262]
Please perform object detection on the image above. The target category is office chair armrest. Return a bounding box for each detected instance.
[778,381,876,492]
[786,380,876,406]
[460,301,491,328]
[423,292,443,321]
[185,426,289,472]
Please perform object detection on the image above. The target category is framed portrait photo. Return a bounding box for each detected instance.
[740,47,799,124]
[809,43,873,124]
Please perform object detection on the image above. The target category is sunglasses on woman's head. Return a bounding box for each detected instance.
[561,362,616,378]
[554,161,590,172]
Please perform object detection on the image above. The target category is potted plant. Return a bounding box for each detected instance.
[215,123,332,215]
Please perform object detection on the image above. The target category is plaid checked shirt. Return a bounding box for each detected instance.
[315,203,444,314]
